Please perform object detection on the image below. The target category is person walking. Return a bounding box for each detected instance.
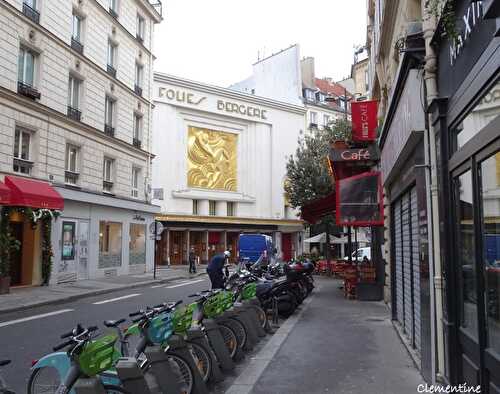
[188,247,197,274]
[207,250,230,289]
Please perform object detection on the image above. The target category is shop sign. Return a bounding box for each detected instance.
[158,87,207,105]
[351,100,378,142]
[329,145,380,163]
[149,221,164,236]
[217,100,267,120]
[133,214,146,221]
[449,1,484,66]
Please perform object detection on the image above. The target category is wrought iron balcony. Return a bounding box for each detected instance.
[65,171,79,186]
[67,106,81,121]
[104,124,115,137]
[134,84,143,96]
[71,37,84,55]
[23,2,40,24]
[106,64,116,78]
[133,138,142,149]
[103,180,114,193]
[109,7,118,19]
[18,81,41,100]
[13,158,33,175]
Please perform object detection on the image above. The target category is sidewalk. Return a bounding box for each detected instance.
[228,277,423,394]
[0,266,205,314]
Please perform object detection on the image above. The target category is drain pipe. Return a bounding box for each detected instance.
[421,2,445,381]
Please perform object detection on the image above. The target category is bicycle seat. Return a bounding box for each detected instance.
[0,360,11,367]
[103,318,126,328]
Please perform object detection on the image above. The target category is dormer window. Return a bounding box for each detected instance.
[305,89,315,101]
[317,92,326,102]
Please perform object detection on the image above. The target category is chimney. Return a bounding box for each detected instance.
[300,57,315,88]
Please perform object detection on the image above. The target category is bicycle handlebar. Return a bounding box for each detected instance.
[129,311,143,317]
[53,339,74,352]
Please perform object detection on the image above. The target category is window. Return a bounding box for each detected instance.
[104,96,115,135]
[133,114,142,147]
[72,13,83,42]
[18,47,36,87]
[103,157,114,192]
[209,200,216,216]
[23,0,39,23]
[317,92,326,102]
[365,70,369,92]
[99,221,122,268]
[192,199,199,215]
[67,76,81,111]
[323,115,330,127]
[135,63,143,95]
[339,98,346,110]
[129,224,146,265]
[61,222,76,260]
[131,167,140,198]
[107,40,117,76]
[310,111,317,125]
[65,144,79,185]
[13,127,33,174]
[227,202,235,217]
[305,89,315,101]
[136,14,145,41]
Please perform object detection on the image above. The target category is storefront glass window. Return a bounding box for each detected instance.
[455,170,478,337]
[99,221,122,268]
[480,152,500,353]
[454,80,500,150]
[129,224,146,265]
[61,222,75,260]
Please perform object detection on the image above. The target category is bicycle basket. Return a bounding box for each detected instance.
[203,293,225,318]
[148,312,173,344]
[78,334,118,376]
[172,303,195,334]
[242,283,257,300]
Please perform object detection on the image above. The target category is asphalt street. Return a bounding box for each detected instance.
[0,275,212,393]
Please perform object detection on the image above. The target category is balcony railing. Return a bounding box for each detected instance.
[23,3,40,24]
[133,138,142,149]
[109,7,118,19]
[67,106,82,121]
[104,124,115,137]
[134,84,143,96]
[18,81,41,100]
[65,171,79,186]
[106,64,116,78]
[71,37,84,55]
[103,180,114,193]
[13,158,34,175]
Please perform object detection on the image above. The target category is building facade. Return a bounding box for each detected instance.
[152,73,306,265]
[0,0,162,284]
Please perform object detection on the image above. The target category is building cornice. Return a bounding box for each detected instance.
[0,87,153,160]
[154,73,307,115]
[156,214,305,227]
[136,0,163,23]
[1,1,153,107]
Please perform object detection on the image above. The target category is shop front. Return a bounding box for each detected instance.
[431,1,500,389]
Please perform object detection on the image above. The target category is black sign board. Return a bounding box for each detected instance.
[329,145,380,163]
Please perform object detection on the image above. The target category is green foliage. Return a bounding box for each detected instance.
[425,0,457,41]
[0,207,21,277]
[285,118,350,210]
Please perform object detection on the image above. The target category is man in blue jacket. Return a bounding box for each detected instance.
[207,250,230,289]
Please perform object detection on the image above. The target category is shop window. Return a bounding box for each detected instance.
[454,80,500,150]
[99,221,122,268]
[13,127,33,175]
[192,199,199,215]
[454,170,478,337]
[129,223,146,265]
[209,200,216,216]
[480,152,500,353]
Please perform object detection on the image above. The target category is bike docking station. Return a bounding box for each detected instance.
[73,378,107,394]
[144,346,184,394]
[185,326,225,383]
[166,334,209,394]
[202,318,236,372]
[115,357,152,394]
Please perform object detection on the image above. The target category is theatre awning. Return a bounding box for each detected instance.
[0,181,11,205]
[5,176,64,210]
[300,192,336,224]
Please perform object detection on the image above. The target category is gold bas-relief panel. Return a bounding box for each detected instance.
[187,126,237,192]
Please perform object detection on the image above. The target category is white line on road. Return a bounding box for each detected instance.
[0,309,74,328]
[164,279,205,289]
[93,294,141,305]
[151,284,166,288]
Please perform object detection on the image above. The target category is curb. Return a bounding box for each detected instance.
[224,286,318,394]
[0,272,207,315]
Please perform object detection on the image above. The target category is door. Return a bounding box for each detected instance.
[189,231,203,264]
[169,231,185,265]
[77,221,90,280]
[9,222,23,286]
[282,233,292,262]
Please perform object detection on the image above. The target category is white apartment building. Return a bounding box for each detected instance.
[0,0,162,285]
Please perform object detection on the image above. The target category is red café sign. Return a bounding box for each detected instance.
[351,100,378,142]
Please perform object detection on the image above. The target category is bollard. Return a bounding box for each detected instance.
[115,357,152,394]
[73,378,106,394]
[186,327,224,383]
[203,318,235,372]
[144,346,183,394]
[242,300,267,337]
[166,334,209,394]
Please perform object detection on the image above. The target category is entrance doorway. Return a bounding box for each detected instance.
[169,231,185,265]
[189,231,204,264]
[226,232,239,263]
[9,222,23,286]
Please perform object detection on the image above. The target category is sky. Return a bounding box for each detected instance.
[153,0,368,87]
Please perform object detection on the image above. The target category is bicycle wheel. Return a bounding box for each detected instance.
[189,342,212,383]
[28,366,60,394]
[217,324,238,359]
[166,353,194,394]
[224,318,247,349]
[252,305,268,329]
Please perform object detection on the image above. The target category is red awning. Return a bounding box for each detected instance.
[300,192,336,224]
[5,176,64,210]
[0,181,11,205]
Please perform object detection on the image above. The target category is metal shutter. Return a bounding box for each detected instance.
[394,199,404,325]
[402,193,413,341]
[411,186,421,354]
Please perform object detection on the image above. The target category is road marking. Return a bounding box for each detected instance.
[164,279,205,289]
[93,294,141,305]
[151,284,166,288]
[0,309,74,328]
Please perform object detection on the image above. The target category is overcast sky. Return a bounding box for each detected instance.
[153,1,367,87]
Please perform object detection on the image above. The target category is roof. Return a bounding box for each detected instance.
[314,78,353,99]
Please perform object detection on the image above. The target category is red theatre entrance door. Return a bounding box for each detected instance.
[282,233,292,262]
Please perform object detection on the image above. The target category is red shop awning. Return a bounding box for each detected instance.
[5,176,64,210]
[300,192,336,224]
[0,181,11,205]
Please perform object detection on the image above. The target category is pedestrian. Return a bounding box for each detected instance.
[188,247,197,274]
[207,250,230,289]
